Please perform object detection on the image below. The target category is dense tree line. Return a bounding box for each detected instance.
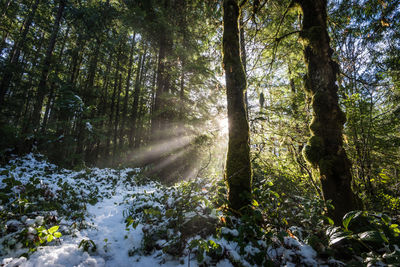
[1,0,399,223]
[0,0,221,180]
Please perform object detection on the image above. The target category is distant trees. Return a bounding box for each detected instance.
[0,0,220,176]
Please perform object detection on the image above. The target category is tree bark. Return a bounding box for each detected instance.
[223,0,252,212]
[31,0,65,132]
[41,26,70,133]
[151,0,172,140]
[104,48,121,159]
[129,50,147,148]
[297,0,358,224]
[120,35,136,149]
[239,12,249,118]
[112,73,122,165]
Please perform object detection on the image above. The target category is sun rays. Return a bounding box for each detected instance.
[117,118,229,183]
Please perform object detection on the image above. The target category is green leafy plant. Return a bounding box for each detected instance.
[35,225,62,245]
[326,211,400,264]
[79,239,97,253]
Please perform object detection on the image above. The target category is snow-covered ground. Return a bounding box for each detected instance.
[1,154,329,267]
[3,185,189,267]
[0,154,231,267]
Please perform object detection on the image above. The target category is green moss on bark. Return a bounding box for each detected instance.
[223,0,252,212]
[297,0,359,224]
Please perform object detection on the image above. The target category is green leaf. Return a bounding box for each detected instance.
[125,216,134,227]
[358,230,385,243]
[48,226,59,234]
[342,211,361,230]
[329,231,349,246]
[189,240,199,249]
[47,235,54,242]
[324,216,334,226]
[54,232,62,238]
[381,214,391,225]
[36,226,46,233]
[252,199,259,207]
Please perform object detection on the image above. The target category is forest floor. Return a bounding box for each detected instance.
[0,154,205,266]
[0,154,355,267]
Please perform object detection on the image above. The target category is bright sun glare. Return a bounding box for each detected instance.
[217,117,229,135]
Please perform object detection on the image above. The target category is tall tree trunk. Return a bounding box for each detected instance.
[69,36,85,85]
[149,58,157,142]
[151,34,167,139]
[104,50,121,159]
[179,59,185,119]
[41,25,70,133]
[20,31,45,134]
[134,49,148,148]
[120,35,136,149]
[129,51,144,148]
[0,0,40,107]
[74,38,102,163]
[239,11,249,118]
[151,0,172,140]
[223,0,252,211]
[112,74,122,165]
[297,0,358,224]
[89,52,113,164]
[31,0,65,132]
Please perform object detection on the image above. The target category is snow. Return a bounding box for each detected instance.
[0,154,325,267]
[86,122,93,132]
[0,154,233,267]
[220,227,239,237]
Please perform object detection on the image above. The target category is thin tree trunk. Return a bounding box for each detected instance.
[69,36,85,85]
[129,51,145,148]
[120,35,136,149]
[134,54,149,148]
[41,25,70,133]
[239,12,249,118]
[74,38,102,162]
[112,73,122,164]
[104,50,121,159]
[0,0,40,106]
[149,58,157,142]
[90,52,113,163]
[31,0,65,132]
[223,0,252,211]
[20,31,45,134]
[151,0,172,140]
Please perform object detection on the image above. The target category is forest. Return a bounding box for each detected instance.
[0,0,399,266]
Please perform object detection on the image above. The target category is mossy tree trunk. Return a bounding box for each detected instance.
[223,0,252,211]
[297,0,358,224]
